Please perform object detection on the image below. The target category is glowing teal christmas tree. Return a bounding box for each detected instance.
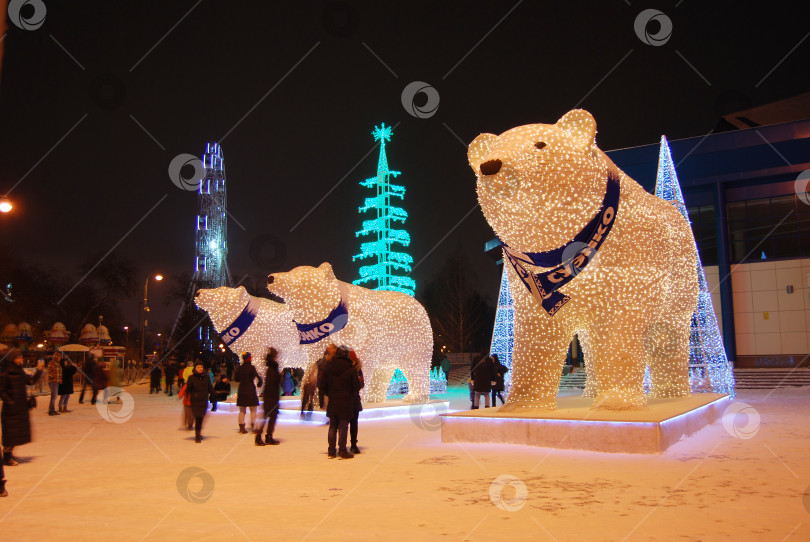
[655,135,735,396]
[353,123,416,295]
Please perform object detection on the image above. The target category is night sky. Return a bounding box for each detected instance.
[1,0,808,330]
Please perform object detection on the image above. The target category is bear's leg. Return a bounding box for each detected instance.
[501,312,572,411]
[363,365,397,404]
[400,358,431,404]
[578,330,598,398]
[646,320,691,399]
[587,323,648,410]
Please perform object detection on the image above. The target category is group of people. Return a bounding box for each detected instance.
[316,343,364,459]
[469,352,508,409]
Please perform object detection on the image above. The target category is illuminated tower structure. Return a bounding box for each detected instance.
[654,135,735,396]
[353,123,416,296]
[194,142,232,349]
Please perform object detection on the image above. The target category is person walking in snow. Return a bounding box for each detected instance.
[46,351,63,415]
[0,350,44,467]
[322,345,357,460]
[490,354,508,406]
[184,361,214,443]
[255,349,281,446]
[234,352,262,434]
[348,349,364,455]
[58,355,78,412]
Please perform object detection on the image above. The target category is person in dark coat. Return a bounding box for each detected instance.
[472,354,495,409]
[255,349,281,446]
[78,354,97,404]
[300,368,317,414]
[490,354,508,406]
[149,362,162,393]
[164,359,177,396]
[93,359,109,405]
[211,374,230,412]
[184,361,214,443]
[234,352,262,434]
[315,349,330,409]
[58,355,78,412]
[348,350,364,455]
[321,345,357,459]
[0,349,44,466]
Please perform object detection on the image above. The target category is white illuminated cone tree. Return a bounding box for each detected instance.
[489,267,515,391]
[654,135,735,395]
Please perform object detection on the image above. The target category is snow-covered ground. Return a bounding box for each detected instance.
[1,382,808,541]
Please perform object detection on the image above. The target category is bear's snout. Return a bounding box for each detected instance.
[267,275,274,285]
[480,159,502,176]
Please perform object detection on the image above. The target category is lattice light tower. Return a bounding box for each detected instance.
[353,123,416,296]
[195,142,232,349]
[655,135,735,396]
[490,266,515,391]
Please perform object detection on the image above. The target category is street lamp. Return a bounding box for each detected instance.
[141,274,163,366]
[0,197,12,213]
[123,326,129,364]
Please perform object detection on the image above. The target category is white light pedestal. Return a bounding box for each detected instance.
[441,393,730,454]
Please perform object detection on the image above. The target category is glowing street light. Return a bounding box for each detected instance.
[141,274,164,365]
[0,197,12,213]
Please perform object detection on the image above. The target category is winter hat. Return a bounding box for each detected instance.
[242,352,252,363]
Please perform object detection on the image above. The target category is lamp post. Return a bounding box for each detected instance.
[141,274,163,366]
[123,326,129,366]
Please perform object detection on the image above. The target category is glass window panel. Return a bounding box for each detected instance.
[727,202,745,222]
[772,236,801,260]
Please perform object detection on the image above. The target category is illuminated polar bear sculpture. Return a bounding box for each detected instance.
[195,286,306,369]
[469,109,699,410]
[267,263,433,404]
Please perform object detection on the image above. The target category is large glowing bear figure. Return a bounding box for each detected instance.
[266,263,433,404]
[469,109,699,410]
[195,286,306,369]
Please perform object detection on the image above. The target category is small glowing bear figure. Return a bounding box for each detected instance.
[267,263,433,404]
[469,109,699,410]
[195,286,306,369]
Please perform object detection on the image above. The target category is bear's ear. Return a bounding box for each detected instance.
[318,262,336,281]
[468,133,498,173]
[556,109,597,149]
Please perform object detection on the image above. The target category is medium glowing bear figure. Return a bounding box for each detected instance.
[266,263,433,404]
[195,286,306,369]
[469,109,699,410]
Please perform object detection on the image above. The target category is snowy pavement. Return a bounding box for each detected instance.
[0,383,808,541]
